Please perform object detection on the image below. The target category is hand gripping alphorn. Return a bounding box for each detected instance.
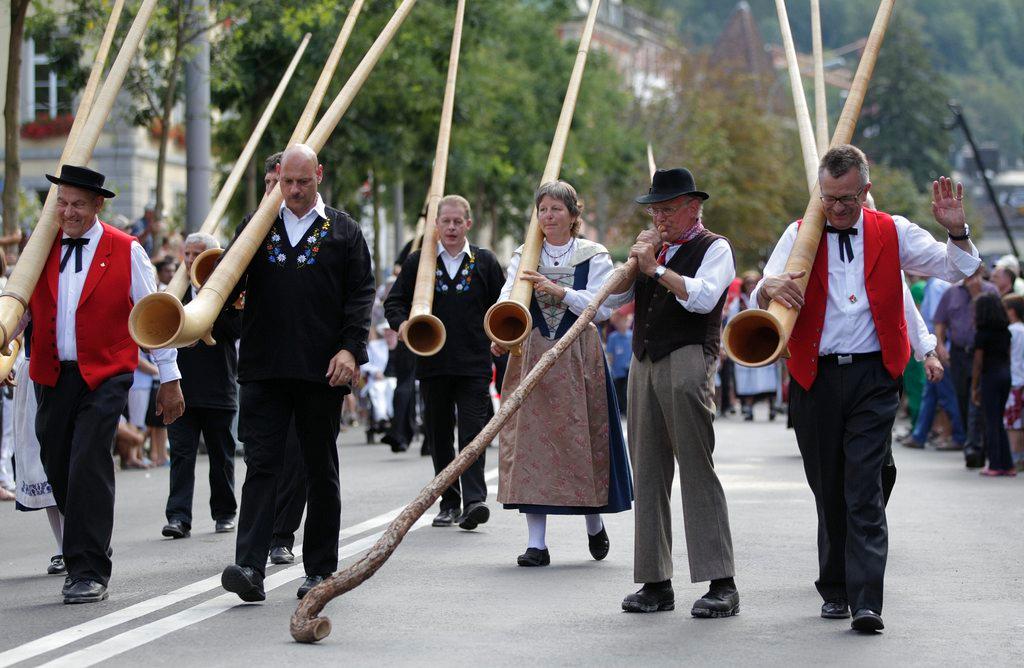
[482,0,604,354]
[722,0,897,368]
[0,0,143,351]
[401,0,467,357]
[290,256,640,643]
[187,0,367,292]
[129,0,418,350]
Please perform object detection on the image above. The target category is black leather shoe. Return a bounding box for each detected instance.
[691,579,740,618]
[964,450,985,469]
[851,609,884,632]
[48,554,66,575]
[61,575,73,597]
[269,546,295,565]
[516,547,550,567]
[458,502,490,530]
[622,581,674,612]
[215,519,235,533]
[221,564,266,602]
[297,575,327,599]
[588,527,610,561]
[162,519,190,539]
[432,508,459,527]
[64,579,108,604]
[821,599,851,619]
[381,434,408,453]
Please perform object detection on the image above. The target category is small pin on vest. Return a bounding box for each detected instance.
[848,294,857,304]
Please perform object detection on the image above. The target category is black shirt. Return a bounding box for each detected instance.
[975,325,1011,373]
[176,287,240,410]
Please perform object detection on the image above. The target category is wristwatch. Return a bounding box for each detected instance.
[925,350,938,360]
[948,223,970,241]
[653,266,667,280]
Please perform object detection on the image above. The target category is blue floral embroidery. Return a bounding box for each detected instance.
[265,219,331,268]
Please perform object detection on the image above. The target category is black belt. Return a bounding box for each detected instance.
[818,351,882,366]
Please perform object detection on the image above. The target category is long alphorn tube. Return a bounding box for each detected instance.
[723,0,897,368]
[130,0,421,350]
[291,255,640,643]
[402,0,466,357]
[165,32,312,298]
[647,143,657,180]
[0,0,134,350]
[483,0,603,352]
[811,0,830,158]
[774,0,819,191]
[188,0,367,291]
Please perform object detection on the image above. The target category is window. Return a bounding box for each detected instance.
[25,37,71,119]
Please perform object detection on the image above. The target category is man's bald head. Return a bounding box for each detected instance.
[278,144,323,217]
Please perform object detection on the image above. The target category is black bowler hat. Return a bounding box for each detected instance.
[635,168,709,204]
[45,164,116,199]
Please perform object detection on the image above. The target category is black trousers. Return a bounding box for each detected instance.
[36,364,132,586]
[790,356,898,614]
[950,345,984,452]
[419,375,490,512]
[165,406,237,527]
[981,365,1013,470]
[236,380,341,577]
[385,344,417,448]
[271,419,306,549]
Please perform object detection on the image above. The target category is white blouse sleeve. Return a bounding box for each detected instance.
[562,252,621,322]
[497,252,521,302]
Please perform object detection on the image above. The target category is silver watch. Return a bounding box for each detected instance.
[653,266,667,280]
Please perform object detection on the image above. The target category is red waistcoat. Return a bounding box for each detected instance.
[29,222,139,390]
[787,208,909,391]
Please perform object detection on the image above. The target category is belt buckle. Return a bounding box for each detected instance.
[837,354,853,366]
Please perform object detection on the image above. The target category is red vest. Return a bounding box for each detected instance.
[29,222,138,390]
[787,208,910,390]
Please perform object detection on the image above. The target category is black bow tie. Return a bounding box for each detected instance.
[825,225,857,263]
[60,237,90,273]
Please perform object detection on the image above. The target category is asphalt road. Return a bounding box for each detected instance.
[2,406,1023,667]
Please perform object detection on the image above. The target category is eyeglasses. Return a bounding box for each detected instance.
[819,187,865,208]
[644,204,684,218]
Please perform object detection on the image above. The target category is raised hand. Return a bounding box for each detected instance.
[931,176,967,234]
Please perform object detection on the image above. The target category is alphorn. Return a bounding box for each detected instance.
[647,143,657,180]
[0,0,140,351]
[774,0,818,191]
[722,0,897,368]
[188,0,367,290]
[482,0,603,353]
[129,0,421,350]
[811,0,830,158]
[163,31,312,297]
[402,0,467,357]
[291,256,640,643]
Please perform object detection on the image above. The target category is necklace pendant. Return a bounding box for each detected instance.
[553,261,559,266]
[848,294,857,304]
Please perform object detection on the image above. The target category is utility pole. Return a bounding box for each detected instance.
[185,0,212,234]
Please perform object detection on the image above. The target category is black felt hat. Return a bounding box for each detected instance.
[45,164,116,199]
[635,168,709,204]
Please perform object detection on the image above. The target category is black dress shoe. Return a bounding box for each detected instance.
[269,546,295,565]
[48,554,66,575]
[221,564,266,602]
[691,579,740,618]
[162,519,190,539]
[588,527,610,561]
[432,508,460,527]
[64,579,108,604]
[851,609,884,632]
[381,434,408,453]
[964,450,985,469]
[215,519,235,533]
[821,599,851,619]
[62,575,73,597]
[297,575,328,599]
[622,581,674,612]
[458,502,490,530]
[516,547,550,567]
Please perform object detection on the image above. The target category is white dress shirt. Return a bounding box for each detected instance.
[751,211,981,355]
[612,238,736,314]
[903,275,936,360]
[437,239,471,279]
[45,219,180,383]
[279,193,328,247]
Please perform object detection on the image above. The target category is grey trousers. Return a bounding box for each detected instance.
[628,344,735,584]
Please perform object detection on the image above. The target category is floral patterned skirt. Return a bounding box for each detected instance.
[1004,385,1024,430]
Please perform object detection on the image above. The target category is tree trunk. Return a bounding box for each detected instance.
[2,0,31,250]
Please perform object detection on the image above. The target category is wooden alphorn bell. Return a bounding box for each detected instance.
[722,0,897,367]
[482,0,604,354]
[0,0,146,351]
[402,0,467,357]
[188,0,367,292]
[129,0,409,351]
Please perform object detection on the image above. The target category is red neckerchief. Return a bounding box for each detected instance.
[656,221,705,265]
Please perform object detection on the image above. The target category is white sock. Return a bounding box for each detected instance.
[46,507,64,553]
[585,514,604,536]
[526,513,547,549]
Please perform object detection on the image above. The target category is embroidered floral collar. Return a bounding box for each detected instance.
[265,217,331,268]
[436,249,476,295]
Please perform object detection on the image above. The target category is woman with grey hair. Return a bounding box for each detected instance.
[492,180,633,567]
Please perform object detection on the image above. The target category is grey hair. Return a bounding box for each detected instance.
[184,232,219,250]
[535,180,583,236]
[819,144,870,186]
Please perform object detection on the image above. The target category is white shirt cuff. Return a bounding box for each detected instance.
[157,360,182,384]
[677,275,712,312]
[948,238,982,276]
